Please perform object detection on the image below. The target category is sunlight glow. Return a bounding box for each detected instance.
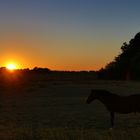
[6,63,17,70]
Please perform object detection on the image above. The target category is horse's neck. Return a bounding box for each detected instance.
[97,95,115,105]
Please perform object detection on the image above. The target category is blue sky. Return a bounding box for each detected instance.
[0,0,140,70]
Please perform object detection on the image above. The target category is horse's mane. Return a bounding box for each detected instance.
[92,89,119,97]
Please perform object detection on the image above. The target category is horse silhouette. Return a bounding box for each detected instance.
[86,89,140,128]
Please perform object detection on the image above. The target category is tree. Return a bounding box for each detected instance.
[98,32,140,80]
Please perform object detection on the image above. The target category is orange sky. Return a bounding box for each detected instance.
[0,32,120,71]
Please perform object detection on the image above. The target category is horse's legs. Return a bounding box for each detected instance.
[110,112,115,128]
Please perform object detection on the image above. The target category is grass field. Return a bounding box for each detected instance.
[0,78,140,139]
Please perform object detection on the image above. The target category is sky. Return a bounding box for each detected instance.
[0,0,140,70]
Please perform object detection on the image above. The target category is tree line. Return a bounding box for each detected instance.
[98,32,140,80]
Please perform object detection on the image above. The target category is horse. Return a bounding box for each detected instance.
[86,89,140,128]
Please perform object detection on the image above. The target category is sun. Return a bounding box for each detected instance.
[6,63,17,70]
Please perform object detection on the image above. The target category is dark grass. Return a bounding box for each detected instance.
[0,79,140,139]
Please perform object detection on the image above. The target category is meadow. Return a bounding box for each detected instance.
[0,73,140,139]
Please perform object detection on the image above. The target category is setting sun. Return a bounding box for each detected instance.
[6,63,17,70]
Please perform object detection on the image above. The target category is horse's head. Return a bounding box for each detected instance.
[86,89,111,104]
[86,89,99,104]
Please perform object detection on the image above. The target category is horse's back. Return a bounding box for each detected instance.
[106,94,140,113]
[130,94,140,111]
[129,94,140,103]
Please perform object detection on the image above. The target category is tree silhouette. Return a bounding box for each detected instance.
[98,32,140,80]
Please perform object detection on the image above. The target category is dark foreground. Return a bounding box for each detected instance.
[0,79,140,139]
